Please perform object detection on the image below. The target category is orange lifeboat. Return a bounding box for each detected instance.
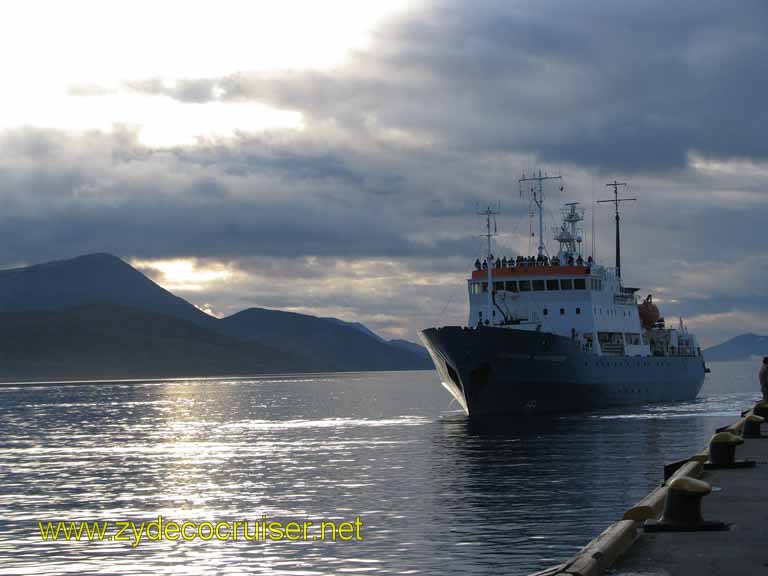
[638,294,660,329]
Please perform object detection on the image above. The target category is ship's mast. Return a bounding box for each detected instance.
[554,202,585,260]
[478,205,499,324]
[519,170,562,257]
[598,180,635,279]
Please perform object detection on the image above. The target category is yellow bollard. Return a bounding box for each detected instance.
[706,431,755,469]
[743,414,765,439]
[644,477,728,532]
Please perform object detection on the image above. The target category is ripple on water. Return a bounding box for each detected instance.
[0,363,760,574]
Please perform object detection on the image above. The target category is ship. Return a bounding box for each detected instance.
[419,172,707,417]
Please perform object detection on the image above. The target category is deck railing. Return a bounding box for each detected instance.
[600,342,625,355]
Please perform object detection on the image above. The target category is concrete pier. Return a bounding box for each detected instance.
[537,404,768,576]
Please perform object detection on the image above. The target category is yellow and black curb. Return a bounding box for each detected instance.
[530,408,758,576]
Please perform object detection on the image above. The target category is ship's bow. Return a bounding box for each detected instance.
[420,327,470,413]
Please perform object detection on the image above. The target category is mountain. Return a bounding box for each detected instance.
[0,253,214,326]
[388,339,430,359]
[218,308,432,372]
[704,333,768,362]
[0,304,322,380]
[323,317,386,342]
[0,253,432,379]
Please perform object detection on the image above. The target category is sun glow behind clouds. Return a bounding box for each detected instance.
[132,258,242,292]
[0,0,412,146]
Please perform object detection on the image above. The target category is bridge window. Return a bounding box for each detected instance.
[560,308,565,315]
[574,278,586,290]
[494,281,504,292]
[560,279,573,290]
[532,280,545,291]
[519,280,531,292]
[625,333,641,345]
[546,279,559,291]
[543,308,548,316]
[505,281,518,292]
[576,307,581,315]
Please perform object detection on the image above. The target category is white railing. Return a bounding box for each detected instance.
[600,342,625,355]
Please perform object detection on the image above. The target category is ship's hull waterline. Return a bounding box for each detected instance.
[419,326,706,417]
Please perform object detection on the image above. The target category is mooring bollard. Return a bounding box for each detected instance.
[743,414,765,439]
[754,402,768,419]
[644,477,727,532]
[706,431,755,469]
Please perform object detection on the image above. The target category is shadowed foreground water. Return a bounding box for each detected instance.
[0,361,760,575]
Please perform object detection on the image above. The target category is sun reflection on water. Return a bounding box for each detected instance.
[0,364,759,574]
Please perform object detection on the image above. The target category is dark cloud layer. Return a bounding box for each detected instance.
[133,0,768,172]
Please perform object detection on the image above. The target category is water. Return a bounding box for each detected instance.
[0,361,761,575]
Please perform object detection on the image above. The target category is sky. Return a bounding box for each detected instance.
[1,0,767,347]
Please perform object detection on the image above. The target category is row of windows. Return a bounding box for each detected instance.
[542,307,581,316]
[625,333,643,345]
[594,307,635,318]
[596,332,645,345]
[585,360,672,368]
[471,278,588,294]
[533,310,640,326]
[537,309,640,324]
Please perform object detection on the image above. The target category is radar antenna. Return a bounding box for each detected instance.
[598,180,636,279]
[519,170,562,258]
[478,204,500,322]
[554,202,585,261]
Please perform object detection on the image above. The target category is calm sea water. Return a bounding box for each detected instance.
[0,361,761,575]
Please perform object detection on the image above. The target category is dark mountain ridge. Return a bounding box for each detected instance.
[704,333,768,362]
[0,253,214,326]
[388,338,431,359]
[0,253,431,379]
[0,304,322,380]
[218,307,429,372]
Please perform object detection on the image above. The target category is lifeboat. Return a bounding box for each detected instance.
[638,294,660,329]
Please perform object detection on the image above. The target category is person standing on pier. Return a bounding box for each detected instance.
[760,357,768,401]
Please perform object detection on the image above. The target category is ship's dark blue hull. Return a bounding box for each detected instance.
[419,326,706,417]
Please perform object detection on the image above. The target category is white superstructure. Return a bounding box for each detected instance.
[468,175,700,359]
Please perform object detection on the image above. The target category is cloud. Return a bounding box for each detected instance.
[2,1,768,346]
[686,311,768,348]
[128,0,768,172]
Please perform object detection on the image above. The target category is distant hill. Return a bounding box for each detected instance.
[0,253,431,379]
[0,304,321,380]
[322,320,430,360]
[388,339,430,359]
[0,253,214,327]
[323,317,386,342]
[218,308,432,372]
[704,333,768,362]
